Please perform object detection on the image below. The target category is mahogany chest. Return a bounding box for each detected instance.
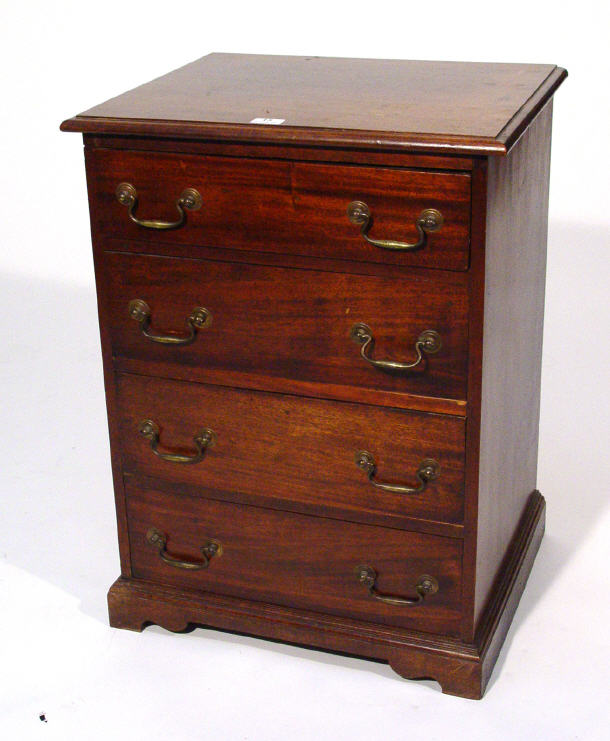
[61,54,566,698]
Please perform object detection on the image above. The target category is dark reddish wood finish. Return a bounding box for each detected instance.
[470,102,554,630]
[109,491,545,699]
[125,482,463,635]
[61,54,566,698]
[103,252,469,408]
[116,374,466,533]
[84,133,476,171]
[62,54,566,156]
[86,149,471,271]
[89,249,133,576]
[459,158,488,636]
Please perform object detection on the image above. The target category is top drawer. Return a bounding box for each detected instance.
[85,149,471,271]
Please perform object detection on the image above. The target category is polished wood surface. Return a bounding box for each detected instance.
[471,102,554,628]
[62,54,566,698]
[103,252,469,406]
[116,373,466,531]
[109,491,545,699]
[125,482,463,635]
[87,149,471,271]
[62,54,566,155]
[84,134,476,171]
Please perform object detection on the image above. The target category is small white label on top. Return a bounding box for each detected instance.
[250,117,285,125]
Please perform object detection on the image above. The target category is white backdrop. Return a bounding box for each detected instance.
[1,1,609,738]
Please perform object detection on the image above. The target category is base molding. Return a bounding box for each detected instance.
[108,492,545,699]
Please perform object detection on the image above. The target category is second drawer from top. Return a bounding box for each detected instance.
[102,252,469,409]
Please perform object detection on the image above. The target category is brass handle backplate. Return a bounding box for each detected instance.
[355,566,439,606]
[147,528,221,570]
[355,451,440,495]
[116,182,202,230]
[128,299,212,345]
[347,200,443,251]
[350,323,441,373]
[139,419,215,464]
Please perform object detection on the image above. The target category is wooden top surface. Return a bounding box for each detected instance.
[61,53,566,155]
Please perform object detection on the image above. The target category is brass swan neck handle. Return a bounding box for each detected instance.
[355,566,439,606]
[128,299,212,346]
[350,323,441,373]
[347,200,443,252]
[147,528,221,570]
[139,420,215,465]
[355,451,440,495]
[116,182,202,230]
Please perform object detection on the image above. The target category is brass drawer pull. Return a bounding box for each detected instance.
[355,451,440,495]
[128,299,212,345]
[116,182,202,230]
[147,528,221,570]
[355,566,439,606]
[347,200,443,251]
[350,323,441,373]
[139,419,215,464]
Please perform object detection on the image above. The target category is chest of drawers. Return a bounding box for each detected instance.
[61,54,566,698]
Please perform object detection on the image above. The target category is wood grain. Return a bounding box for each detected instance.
[102,252,469,406]
[116,374,466,531]
[61,54,566,156]
[60,53,566,697]
[86,149,471,271]
[459,158,488,636]
[89,246,133,576]
[472,102,554,629]
[125,482,464,636]
[84,134,476,171]
[108,490,546,698]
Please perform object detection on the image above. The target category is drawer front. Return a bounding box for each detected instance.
[125,483,463,636]
[116,374,465,528]
[87,149,471,271]
[104,252,468,405]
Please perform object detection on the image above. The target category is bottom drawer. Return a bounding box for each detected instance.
[125,482,464,637]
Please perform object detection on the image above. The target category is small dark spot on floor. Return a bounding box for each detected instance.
[39,713,47,723]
